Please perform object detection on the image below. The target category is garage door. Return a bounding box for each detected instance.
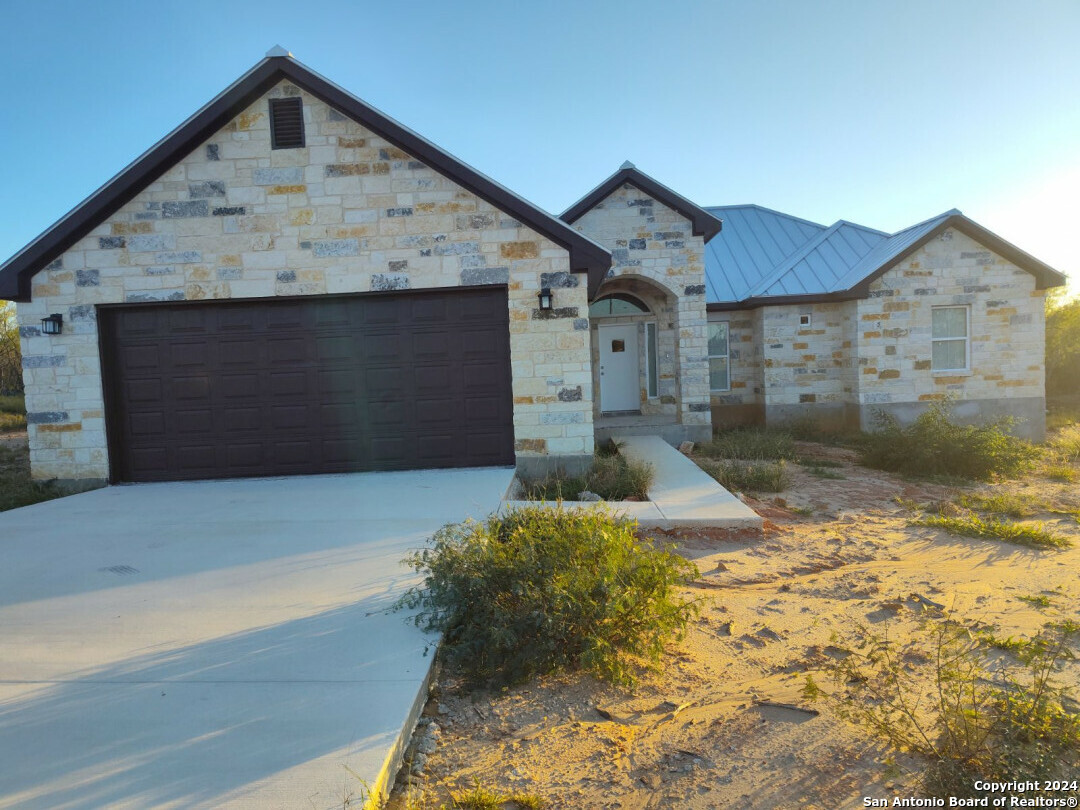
[100,288,515,482]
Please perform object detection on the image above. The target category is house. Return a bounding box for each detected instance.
[0,51,1065,487]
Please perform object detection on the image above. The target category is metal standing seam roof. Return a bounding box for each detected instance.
[703,205,1064,307]
[702,205,825,302]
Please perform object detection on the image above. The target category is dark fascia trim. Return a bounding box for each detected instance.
[848,214,1067,296]
[708,213,1067,313]
[706,291,857,312]
[560,167,724,242]
[0,56,611,302]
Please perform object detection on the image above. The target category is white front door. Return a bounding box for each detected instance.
[598,324,640,412]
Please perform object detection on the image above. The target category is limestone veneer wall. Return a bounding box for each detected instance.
[707,228,1048,438]
[854,228,1046,438]
[17,80,593,482]
[708,309,764,427]
[571,184,711,439]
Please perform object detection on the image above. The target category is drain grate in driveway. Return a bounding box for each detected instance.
[99,565,139,575]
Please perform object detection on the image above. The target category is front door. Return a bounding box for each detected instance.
[598,323,640,412]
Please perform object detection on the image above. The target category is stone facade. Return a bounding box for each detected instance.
[571,184,712,442]
[711,227,1049,439]
[16,80,594,482]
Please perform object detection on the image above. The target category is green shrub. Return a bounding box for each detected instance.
[0,394,24,414]
[805,622,1080,798]
[699,427,797,461]
[857,401,1039,481]
[521,452,653,501]
[914,513,1071,550]
[699,458,789,493]
[399,506,698,686]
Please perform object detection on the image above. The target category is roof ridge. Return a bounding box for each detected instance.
[704,203,826,231]
[744,219,849,298]
[888,208,961,237]
[833,218,890,237]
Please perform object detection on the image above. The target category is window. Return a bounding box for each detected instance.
[932,306,969,371]
[588,294,650,317]
[799,313,812,327]
[645,322,658,398]
[708,321,730,391]
[269,97,305,149]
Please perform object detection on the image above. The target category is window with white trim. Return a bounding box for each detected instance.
[931,306,969,371]
[708,321,730,391]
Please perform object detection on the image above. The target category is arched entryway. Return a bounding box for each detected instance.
[587,276,679,427]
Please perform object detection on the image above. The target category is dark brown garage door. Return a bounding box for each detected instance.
[100,288,515,482]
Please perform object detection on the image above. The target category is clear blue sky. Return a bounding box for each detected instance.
[2,0,1077,291]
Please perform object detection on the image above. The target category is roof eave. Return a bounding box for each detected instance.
[561,167,723,242]
[0,55,611,302]
[847,214,1067,297]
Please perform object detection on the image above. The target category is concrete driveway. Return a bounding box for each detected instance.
[0,467,514,809]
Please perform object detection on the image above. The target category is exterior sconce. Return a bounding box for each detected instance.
[41,313,63,335]
[537,287,553,311]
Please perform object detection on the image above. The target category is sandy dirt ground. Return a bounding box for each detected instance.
[388,442,1080,809]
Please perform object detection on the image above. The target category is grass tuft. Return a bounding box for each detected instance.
[1016,594,1053,608]
[956,493,1039,519]
[520,452,653,501]
[699,427,797,461]
[1049,424,1080,462]
[914,513,1071,550]
[698,458,789,493]
[0,445,62,512]
[1043,464,1078,483]
[446,785,545,810]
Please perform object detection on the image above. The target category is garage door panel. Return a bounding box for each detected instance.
[175,409,215,435]
[271,404,312,431]
[172,376,211,400]
[129,412,165,436]
[119,344,160,370]
[125,379,162,402]
[224,406,263,432]
[103,288,514,482]
[267,336,307,364]
[219,339,260,366]
[220,373,259,398]
[176,445,217,472]
[226,443,264,468]
[269,371,309,397]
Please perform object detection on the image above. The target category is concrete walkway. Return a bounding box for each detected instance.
[0,467,514,810]
[503,435,762,531]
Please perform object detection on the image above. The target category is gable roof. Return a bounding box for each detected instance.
[704,206,1066,310]
[0,53,612,302]
[561,163,724,242]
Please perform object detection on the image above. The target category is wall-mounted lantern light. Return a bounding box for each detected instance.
[40,313,63,335]
[537,287,553,311]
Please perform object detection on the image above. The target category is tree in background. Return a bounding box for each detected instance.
[1046,289,1080,397]
[0,303,22,395]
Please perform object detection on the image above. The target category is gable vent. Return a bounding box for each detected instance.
[270,97,305,149]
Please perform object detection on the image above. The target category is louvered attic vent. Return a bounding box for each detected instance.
[269,97,305,149]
